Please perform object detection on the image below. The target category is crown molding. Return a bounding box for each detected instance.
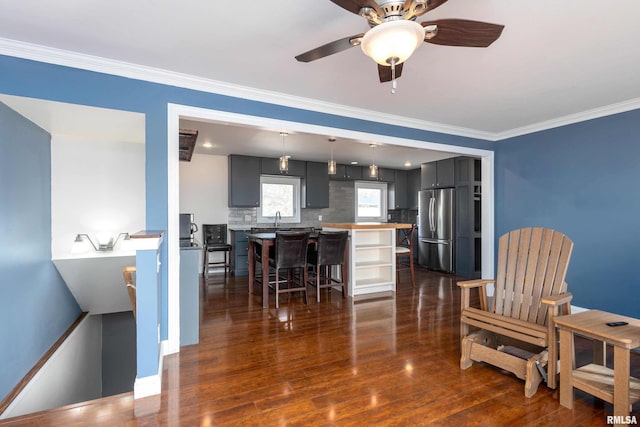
[493,97,640,141]
[0,38,494,140]
[2,37,638,143]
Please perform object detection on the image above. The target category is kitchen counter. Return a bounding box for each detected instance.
[321,222,412,230]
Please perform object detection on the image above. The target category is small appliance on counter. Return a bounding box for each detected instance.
[179,213,199,247]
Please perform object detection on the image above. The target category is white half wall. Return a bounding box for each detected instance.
[0,315,102,419]
[51,135,146,258]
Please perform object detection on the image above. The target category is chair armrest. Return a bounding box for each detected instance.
[457,279,495,288]
[541,292,573,307]
[458,279,495,311]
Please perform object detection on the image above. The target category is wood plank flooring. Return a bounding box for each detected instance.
[2,268,638,426]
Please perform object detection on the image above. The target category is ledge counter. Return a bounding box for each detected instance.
[321,223,413,297]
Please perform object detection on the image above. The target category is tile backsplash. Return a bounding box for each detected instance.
[229,180,416,229]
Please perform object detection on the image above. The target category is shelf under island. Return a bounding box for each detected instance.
[321,222,413,297]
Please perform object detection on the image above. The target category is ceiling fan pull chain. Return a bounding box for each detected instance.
[391,59,397,94]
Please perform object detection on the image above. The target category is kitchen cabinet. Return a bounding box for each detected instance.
[455,157,481,278]
[228,155,260,207]
[421,158,455,189]
[304,161,329,208]
[392,169,407,209]
[407,168,421,210]
[230,230,250,276]
[332,164,362,180]
[379,168,396,183]
[261,157,306,177]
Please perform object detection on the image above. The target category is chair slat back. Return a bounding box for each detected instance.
[492,228,573,325]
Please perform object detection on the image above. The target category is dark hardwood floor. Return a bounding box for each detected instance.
[2,267,638,426]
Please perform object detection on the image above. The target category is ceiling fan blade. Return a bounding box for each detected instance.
[329,0,383,17]
[424,0,448,13]
[295,33,364,63]
[422,19,504,47]
[378,62,404,83]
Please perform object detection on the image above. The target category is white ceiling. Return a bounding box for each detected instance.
[1,1,639,144]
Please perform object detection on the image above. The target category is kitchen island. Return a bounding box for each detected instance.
[321,222,413,297]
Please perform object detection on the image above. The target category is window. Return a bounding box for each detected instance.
[257,175,301,223]
[355,181,388,222]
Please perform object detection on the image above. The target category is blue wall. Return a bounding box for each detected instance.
[0,102,82,400]
[496,109,640,317]
[0,53,495,391]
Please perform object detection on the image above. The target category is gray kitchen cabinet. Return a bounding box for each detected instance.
[230,230,250,276]
[392,169,407,209]
[407,168,421,209]
[421,158,455,189]
[304,161,329,208]
[332,164,362,180]
[228,155,260,207]
[261,157,306,177]
[455,157,481,278]
[379,168,396,182]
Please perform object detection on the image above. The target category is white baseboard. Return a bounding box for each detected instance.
[133,340,168,399]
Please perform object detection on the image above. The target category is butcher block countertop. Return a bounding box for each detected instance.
[321,222,413,230]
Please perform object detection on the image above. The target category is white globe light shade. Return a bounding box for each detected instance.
[361,20,425,66]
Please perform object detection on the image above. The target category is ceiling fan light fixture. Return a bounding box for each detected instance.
[360,20,425,66]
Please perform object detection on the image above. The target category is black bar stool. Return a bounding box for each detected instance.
[268,231,310,308]
[203,224,232,278]
[307,230,349,302]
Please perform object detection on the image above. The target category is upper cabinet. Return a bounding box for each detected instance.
[304,161,330,208]
[228,155,260,207]
[421,158,455,189]
[391,170,407,209]
[407,168,421,210]
[261,157,306,177]
[332,164,362,180]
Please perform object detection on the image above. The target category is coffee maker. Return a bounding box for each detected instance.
[179,213,198,246]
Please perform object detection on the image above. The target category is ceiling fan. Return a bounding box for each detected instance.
[295,0,504,92]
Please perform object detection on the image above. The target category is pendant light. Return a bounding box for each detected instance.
[279,132,289,173]
[328,136,337,175]
[369,144,378,179]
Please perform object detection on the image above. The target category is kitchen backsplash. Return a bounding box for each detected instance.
[229,180,416,229]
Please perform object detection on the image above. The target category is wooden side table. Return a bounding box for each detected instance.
[554,310,640,424]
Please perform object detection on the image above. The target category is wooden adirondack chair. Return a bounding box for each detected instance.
[458,227,574,397]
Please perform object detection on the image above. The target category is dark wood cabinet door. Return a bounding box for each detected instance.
[437,158,455,188]
[228,155,260,207]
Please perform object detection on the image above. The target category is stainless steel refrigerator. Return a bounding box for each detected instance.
[418,188,455,273]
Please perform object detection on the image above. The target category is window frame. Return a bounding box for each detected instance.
[354,180,388,222]
[257,175,301,224]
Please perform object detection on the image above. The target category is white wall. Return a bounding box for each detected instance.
[51,136,146,258]
[1,315,102,419]
[179,154,229,270]
[179,154,228,234]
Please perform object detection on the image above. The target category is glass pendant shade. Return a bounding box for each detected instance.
[369,164,378,178]
[279,155,288,173]
[328,159,337,175]
[361,20,425,65]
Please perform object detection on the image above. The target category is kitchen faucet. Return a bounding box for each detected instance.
[274,211,281,228]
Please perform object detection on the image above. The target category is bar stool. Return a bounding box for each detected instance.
[307,230,349,302]
[268,231,310,308]
[203,224,232,278]
[396,225,416,287]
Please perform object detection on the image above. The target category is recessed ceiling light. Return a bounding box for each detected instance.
[404,161,412,167]
[202,141,213,148]
[350,161,359,165]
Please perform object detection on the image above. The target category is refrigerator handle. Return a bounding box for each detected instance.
[430,198,436,232]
